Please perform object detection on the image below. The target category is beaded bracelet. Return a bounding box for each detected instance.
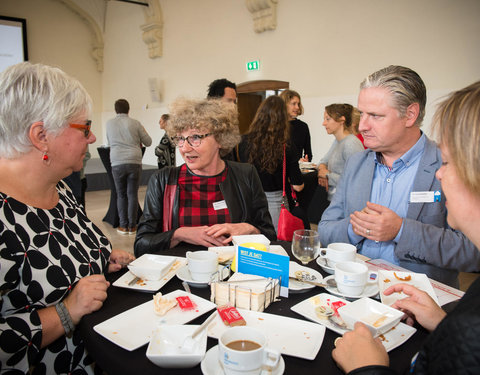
[55,301,75,338]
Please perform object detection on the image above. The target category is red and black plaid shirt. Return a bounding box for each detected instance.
[178,164,231,227]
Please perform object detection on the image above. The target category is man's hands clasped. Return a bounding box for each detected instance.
[350,201,403,242]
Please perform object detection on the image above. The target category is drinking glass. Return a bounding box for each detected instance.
[291,229,321,265]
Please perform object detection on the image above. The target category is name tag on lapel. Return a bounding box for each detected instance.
[410,191,441,203]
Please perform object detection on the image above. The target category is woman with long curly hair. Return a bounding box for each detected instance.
[234,95,304,234]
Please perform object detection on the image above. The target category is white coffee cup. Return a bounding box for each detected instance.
[186,251,218,282]
[218,326,280,375]
[319,242,357,268]
[334,261,378,296]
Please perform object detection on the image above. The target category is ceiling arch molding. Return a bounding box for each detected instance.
[55,0,105,72]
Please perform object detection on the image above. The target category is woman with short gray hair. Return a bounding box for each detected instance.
[0,62,134,374]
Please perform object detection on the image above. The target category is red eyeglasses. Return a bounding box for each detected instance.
[69,120,92,137]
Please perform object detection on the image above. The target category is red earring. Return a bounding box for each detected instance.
[42,152,50,165]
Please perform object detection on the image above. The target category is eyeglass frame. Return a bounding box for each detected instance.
[69,120,92,137]
[171,133,212,147]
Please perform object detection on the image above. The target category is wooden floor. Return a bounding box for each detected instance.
[85,188,478,292]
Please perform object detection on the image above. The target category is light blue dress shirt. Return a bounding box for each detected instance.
[347,134,427,264]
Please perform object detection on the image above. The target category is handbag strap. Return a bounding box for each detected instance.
[282,144,299,205]
[282,144,286,198]
[162,168,177,231]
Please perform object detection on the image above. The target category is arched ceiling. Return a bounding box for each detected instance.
[54,0,278,72]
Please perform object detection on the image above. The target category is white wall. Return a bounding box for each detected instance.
[1,0,479,166]
[0,0,104,142]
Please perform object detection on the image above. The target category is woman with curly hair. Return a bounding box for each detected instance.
[234,95,304,234]
[134,98,276,255]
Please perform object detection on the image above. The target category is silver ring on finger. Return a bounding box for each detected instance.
[366,229,371,235]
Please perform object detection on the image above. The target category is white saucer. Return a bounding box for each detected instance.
[316,256,365,275]
[289,261,323,293]
[323,275,379,300]
[201,345,285,375]
[176,265,230,288]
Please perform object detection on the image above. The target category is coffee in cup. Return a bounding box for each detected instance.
[334,261,378,296]
[319,242,357,268]
[226,340,262,351]
[186,251,218,282]
[218,326,280,375]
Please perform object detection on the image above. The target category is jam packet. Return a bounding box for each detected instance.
[217,305,246,326]
[176,296,197,311]
[330,300,346,317]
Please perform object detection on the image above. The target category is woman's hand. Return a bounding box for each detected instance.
[108,249,135,273]
[317,164,329,189]
[205,223,260,244]
[318,176,329,190]
[172,226,228,247]
[385,283,446,331]
[63,274,110,325]
[332,322,389,373]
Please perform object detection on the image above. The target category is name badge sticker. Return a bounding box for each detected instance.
[213,200,228,210]
[410,191,434,203]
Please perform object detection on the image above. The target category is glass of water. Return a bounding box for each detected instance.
[292,229,321,265]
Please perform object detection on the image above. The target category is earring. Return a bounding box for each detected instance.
[42,151,50,165]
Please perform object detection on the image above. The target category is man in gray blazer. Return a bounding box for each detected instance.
[318,65,480,287]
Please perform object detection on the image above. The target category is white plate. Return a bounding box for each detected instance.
[201,345,285,375]
[269,245,289,257]
[299,161,317,169]
[289,261,323,292]
[323,275,379,299]
[301,168,317,174]
[206,308,325,360]
[378,270,439,306]
[316,255,365,274]
[208,246,235,264]
[113,257,186,292]
[176,264,230,288]
[93,290,216,351]
[291,293,417,352]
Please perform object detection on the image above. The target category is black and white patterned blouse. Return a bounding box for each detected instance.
[155,134,176,169]
[0,181,111,374]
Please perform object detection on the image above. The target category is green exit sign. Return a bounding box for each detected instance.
[246,60,260,71]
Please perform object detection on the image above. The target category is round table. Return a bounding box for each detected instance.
[78,242,429,374]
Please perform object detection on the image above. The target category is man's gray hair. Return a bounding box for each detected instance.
[0,62,92,158]
[360,65,426,127]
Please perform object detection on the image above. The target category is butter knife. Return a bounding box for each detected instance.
[128,276,140,286]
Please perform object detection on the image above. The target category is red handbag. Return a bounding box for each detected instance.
[277,145,304,241]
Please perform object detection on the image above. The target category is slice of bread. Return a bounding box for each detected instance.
[153,292,178,316]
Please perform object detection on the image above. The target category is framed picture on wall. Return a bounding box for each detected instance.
[0,15,28,72]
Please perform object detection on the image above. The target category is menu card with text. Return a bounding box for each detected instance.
[237,246,290,297]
